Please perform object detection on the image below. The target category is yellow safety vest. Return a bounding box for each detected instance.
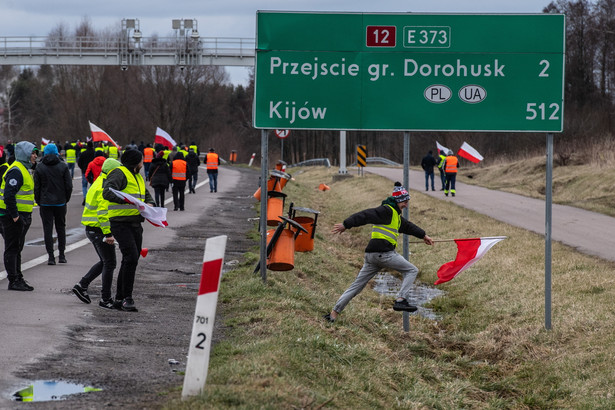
[0,162,35,213]
[81,174,112,234]
[66,148,76,163]
[108,146,119,159]
[106,166,146,219]
[189,145,198,154]
[371,204,400,246]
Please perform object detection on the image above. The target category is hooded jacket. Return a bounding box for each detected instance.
[185,151,200,175]
[85,155,106,183]
[34,150,73,206]
[1,141,37,218]
[342,197,426,253]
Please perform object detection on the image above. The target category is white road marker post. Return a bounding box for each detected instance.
[182,235,228,400]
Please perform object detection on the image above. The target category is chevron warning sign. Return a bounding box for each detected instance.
[357,145,367,168]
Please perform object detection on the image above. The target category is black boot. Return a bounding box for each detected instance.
[8,279,34,291]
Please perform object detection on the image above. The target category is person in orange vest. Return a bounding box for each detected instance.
[143,144,155,180]
[206,148,220,193]
[171,152,187,211]
[443,150,459,197]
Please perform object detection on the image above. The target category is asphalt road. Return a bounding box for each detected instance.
[367,167,615,262]
[0,164,245,404]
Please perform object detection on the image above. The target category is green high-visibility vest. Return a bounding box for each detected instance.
[371,204,400,246]
[108,146,119,159]
[106,166,145,219]
[81,175,112,234]
[0,162,35,213]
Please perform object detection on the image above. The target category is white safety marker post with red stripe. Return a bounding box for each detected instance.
[182,235,227,399]
[248,153,256,167]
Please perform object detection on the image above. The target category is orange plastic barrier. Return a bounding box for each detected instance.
[266,228,295,271]
[292,216,315,252]
[319,183,330,191]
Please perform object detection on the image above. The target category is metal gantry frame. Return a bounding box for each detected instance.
[0,18,255,68]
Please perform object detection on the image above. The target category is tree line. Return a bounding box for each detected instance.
[1,2,614,167]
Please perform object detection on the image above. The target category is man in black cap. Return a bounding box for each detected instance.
[102,149,155,311]
[324,182,434,322]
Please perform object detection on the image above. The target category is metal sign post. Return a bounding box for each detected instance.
[545,133,553,330]
[402,131,410,332]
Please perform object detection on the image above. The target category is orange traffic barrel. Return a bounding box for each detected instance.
[266,228,295,271]
[275,160,287,171]
[266,191,286,226]
[271,169,291,190]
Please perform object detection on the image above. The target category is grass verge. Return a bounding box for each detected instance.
[167,166,615,409]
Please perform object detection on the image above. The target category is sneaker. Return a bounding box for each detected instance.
[8,280,34,291]
[121,298,138,312]
[72,284,91,304]
[48,257,56,265]
[323,314,335,323]
[99,298,115,310]
[113,299,124,310]
[451,193,455,197]
[58,255,67,263]
[393,299,418,312]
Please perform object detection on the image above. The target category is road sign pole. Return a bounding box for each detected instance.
[402,131,410,332]
[339,130,347,174]
[260,129,269,283]
[182,235,228,399]
[545,133,553,330]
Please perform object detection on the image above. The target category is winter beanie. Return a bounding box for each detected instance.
[392,182,410,203]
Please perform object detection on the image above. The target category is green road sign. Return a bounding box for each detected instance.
[253,12,565,132]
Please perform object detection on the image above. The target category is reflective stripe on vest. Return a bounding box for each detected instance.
[81,176,112,233]
[172,159,187,180]
[0,162,35,213]
[106,166,145,219]
[371,204,401,246]
[206,153,219,170]
[143,147,154,162]
[66,149,76,163]
[445,156,458,173]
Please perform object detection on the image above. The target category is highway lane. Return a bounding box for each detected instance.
[367,167,615,263]
[0,164,243,402]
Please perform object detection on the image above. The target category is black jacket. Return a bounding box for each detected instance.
[421,153,437,173]
[34,154,73,206]
[185,152,200,175]
[77,148,96,172]
[342,197,426,253]
[149,158,172,189]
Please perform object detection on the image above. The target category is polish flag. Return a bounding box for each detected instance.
[434,237,506,285]
[89,122,120,148]
[436,141,451,155]
[457,142,484,163]
[41,138,50,145]
[155,127,177,148]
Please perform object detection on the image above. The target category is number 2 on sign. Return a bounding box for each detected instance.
[195,332,207,349]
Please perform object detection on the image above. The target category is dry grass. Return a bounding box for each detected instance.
[170,166,615,409]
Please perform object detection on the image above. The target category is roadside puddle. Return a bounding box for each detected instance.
[12,380,101,402]
[373,272,444,320]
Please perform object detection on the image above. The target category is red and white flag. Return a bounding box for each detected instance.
[109,188,168,228]
[436,141,451,155]
[155,127,177,148]
[41,138,50,145]
[89,122,120,148]
[457,142,484,163]
[434,236,506,285]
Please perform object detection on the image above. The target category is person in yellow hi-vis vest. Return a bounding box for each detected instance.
[323,182,434,322]
[0,142,39,291]
[72,158,121,309]
[102,149,155,312]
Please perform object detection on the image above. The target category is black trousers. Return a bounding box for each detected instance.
[153,186,166,207]
[39,205,67,256]
[1,212,32,282]
[172,180,186,210]
[110,221,143,301]
[80,227,117,300]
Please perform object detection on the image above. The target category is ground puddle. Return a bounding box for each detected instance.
[373,272,444,320]
[12,380,101,402]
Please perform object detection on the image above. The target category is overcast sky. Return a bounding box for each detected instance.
[0,0,549,85]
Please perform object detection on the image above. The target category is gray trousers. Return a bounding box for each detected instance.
[333,251,418,313]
